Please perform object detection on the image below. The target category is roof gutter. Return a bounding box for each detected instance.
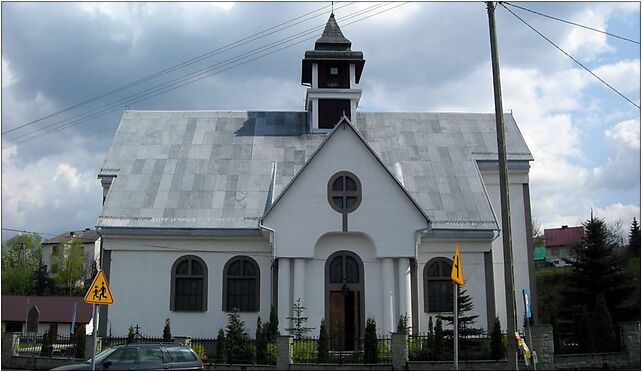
[258,220,277,260]
[95,226,261,238]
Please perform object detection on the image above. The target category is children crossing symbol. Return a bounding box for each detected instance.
[84,270,114,304]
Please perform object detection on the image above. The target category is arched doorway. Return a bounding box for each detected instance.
[325,250,365,351]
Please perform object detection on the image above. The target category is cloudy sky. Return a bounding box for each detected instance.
[2,1,640,241]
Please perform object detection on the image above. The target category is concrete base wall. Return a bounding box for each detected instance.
[554,352,629,370]
[408,360,528,370]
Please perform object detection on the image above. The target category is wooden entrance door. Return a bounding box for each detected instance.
[329,290,360,351]
[326,251,364,351]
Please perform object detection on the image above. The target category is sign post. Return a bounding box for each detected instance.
[84,270,114,371]
[522,288,536,370]
[450,243,464,371]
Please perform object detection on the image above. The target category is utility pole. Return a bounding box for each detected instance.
[486,2,519,370]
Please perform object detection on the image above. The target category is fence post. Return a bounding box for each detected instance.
[174,336,191,346]
[1,332,20,368]
[619,321,641,369]
[85,335,102,361]
[276,335,292,371]
[530,324,554,370]
[391,333,408,370]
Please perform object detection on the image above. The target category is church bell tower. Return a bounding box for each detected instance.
[302,13,365,131]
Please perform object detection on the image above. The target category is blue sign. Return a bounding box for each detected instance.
[522,288,532,319]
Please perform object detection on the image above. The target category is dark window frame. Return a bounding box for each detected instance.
[327,171,362,214]
[170,255,208,312]
[222,256,260,312]
[423,257,454,313]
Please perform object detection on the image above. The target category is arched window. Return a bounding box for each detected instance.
[327,171,362,213]
[424,257,453,313]
[223,256,260,312]
[171,255,208,312]
[329,254,360,284]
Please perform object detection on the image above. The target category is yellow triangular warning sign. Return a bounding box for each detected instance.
[84,270,114,305]
[450,242,464,286]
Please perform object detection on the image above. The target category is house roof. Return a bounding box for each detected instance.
[1,296,93,324]
[97,110,532,232]
[545,226,584,247]
[43,229,100,245]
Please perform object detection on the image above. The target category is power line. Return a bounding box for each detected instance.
[503,2,640,45]
[2,228,57,237]
[500,3,640,110]
[7,3,408,145]
[4,3,391,144]
[2,2,354,136]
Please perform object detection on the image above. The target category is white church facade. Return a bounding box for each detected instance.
[95,14,536,346]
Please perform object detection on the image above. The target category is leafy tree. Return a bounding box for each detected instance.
[426,316,435,360]
[263,305,279,342]
[531,219,545,247]
[215,328,227,364]
[433,317,445,360]
[40,325,56,357]
[363,318,379,363]
[438,287,484,359]
[490,316,505,360]
[564,215,627,351]
[628,217,640,257]
[255,317,267,364]
[33,259,55,295]
[437,287,484,338]
[1,233,42,295]
[396,313,409,334]
[286,298,314,339]
[318,319,330,363]
[51,238,86,295]
[126,326,135,344]
[225,310,252,363]
[162,319,172,342]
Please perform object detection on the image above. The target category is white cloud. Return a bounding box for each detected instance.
[592,118,641,190]
[604,119,640,149]
[1,143,102,235]
[2,58,16,88]
[595,203,641,224]
[560,8,614,60]
[593,59,641,95]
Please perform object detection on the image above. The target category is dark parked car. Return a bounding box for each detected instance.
[52,343,204,370]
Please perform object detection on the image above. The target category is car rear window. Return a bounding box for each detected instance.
[166,347,197,362]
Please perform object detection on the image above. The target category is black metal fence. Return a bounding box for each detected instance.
[408,332,506,361]
[17,333,79,358]
[554,324,623,355]
[191,338,276,365]
[101,332,164,349]
[290,336,392,364]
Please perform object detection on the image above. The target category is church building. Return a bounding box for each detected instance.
[96,14,536,346]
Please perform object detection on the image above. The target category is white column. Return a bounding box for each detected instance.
[382,257,396,333]
[312,63,319,88]
[312,99,319,130]
[278,258,291,333]
[349,63,356,88]
[293,258,306,309]
[398,258,412,333]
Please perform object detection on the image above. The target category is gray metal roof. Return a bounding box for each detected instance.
[97,110,532,231]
